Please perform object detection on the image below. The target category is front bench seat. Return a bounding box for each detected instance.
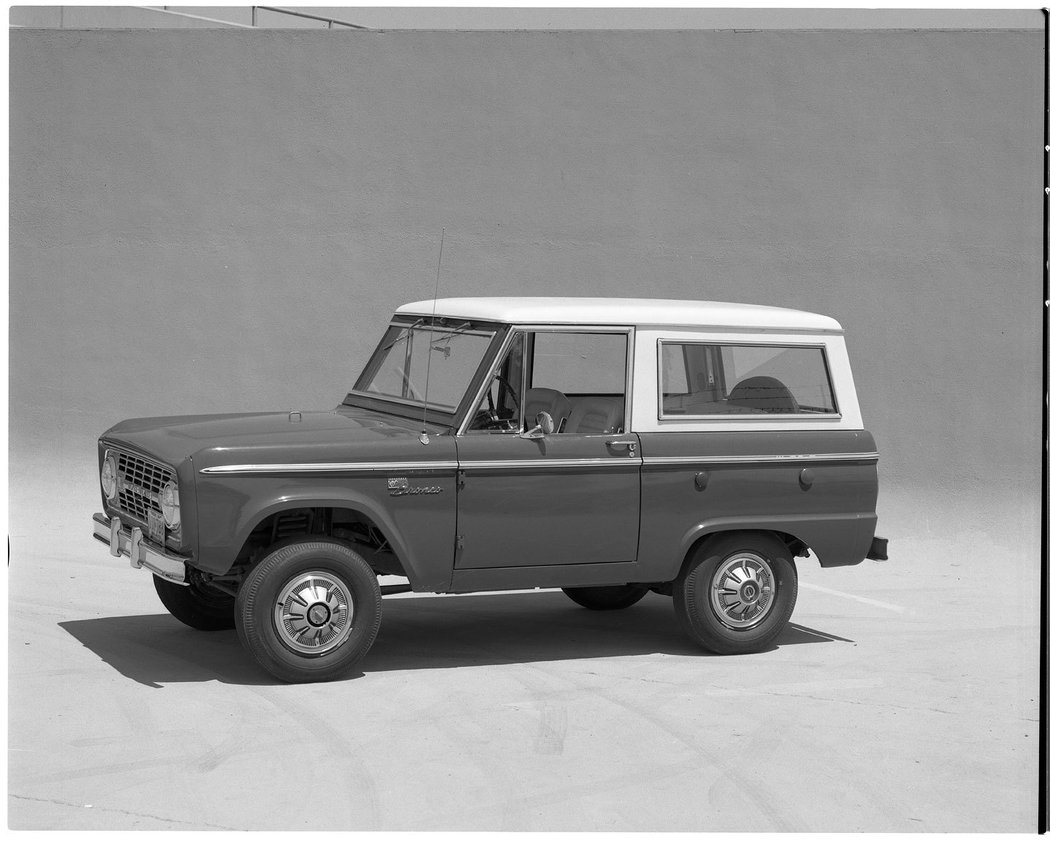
[523,387,572,432]
[563,396,624,434]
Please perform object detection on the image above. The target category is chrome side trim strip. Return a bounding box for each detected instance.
[199,461,460,475]
[642,452,879,466]
[459,458,640,471]
[199,453,874,475]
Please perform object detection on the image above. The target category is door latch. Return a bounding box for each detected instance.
[607,439,637,457]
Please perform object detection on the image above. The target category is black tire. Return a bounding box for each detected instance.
[562,584,649,611]
[673,532,797,655]
[153,572,235,631]
[235,539,382,683]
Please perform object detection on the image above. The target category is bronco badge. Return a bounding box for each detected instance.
[387,477,443,497]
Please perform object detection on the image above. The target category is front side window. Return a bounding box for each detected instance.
[528,331,629,433]
[660,342,837,417]
[353,319,495,412]
[467,329,630,434]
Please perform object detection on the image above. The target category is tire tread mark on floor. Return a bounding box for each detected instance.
[534,703,568,755]
[521,660,805,832]
[17,754,202,787]
[250,687,381,828]
[8,793,239,830]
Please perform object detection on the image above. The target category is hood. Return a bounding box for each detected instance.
[102,405,437,468]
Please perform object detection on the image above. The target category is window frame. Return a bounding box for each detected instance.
[655,338,841,422]
[460,330,527,435]
[457,324,636,436]
[344,317,507,427]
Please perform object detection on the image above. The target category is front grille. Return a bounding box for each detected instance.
[114,451,174,524]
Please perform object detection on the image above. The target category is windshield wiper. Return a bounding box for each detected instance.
[430,321,474,357]
[381,318,425,352]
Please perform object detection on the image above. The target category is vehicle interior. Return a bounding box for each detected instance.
[468,330,628,434]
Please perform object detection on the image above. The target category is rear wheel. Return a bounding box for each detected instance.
[673,532,797,654]
[235,539,382,683]
[153,573,235,631]
[562,584,649,610]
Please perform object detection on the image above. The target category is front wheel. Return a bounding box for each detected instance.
[562,584,649,610]
[235,539,382,683]
[673,533,797,654]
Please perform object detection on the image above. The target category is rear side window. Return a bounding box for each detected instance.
[660,342,837,417]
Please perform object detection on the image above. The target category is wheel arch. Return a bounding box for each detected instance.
[672,528,800,654]
[676,519,810,579]
[201,491,424,586]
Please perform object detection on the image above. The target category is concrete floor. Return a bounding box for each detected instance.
[7,496,1040,831]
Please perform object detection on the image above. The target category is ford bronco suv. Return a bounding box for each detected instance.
[93,297,887,682]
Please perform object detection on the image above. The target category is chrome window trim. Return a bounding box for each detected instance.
[656,413,844,424]
[655,338,839,422]
[457,329,521,436]
[642,452,879,466]
[200,461,459,476]
[623,327,636,432]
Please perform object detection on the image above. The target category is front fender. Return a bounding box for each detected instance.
[193,474,456,590]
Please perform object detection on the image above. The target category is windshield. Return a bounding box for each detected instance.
[351,319,496,412]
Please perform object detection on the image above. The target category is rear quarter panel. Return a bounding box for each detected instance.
[636,429,879,580]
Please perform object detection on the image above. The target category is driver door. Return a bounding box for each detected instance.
[453,328,640,571]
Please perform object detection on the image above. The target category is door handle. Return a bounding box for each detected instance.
[606,439,637,457]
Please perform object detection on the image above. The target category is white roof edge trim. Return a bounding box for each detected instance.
[395,297,843,333]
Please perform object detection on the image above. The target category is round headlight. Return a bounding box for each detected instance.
[100,454,118,501]
[160,482,180,529]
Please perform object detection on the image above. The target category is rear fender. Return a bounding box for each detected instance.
[676,513,874,575]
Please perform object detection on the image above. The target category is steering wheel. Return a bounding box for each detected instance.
[473,413,518,431]
[474,374,520,431]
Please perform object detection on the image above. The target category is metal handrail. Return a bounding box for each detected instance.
[251,6,369,29]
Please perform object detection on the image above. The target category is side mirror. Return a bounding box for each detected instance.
[520,411,555,439]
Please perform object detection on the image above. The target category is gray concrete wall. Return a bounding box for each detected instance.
[9,28,1044,555]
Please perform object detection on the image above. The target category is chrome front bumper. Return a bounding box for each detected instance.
[92,513,188,585]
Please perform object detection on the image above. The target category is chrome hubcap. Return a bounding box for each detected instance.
[274,572,354,655]
[710,552,776,630]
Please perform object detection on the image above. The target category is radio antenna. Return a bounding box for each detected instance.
[419,228,445,445]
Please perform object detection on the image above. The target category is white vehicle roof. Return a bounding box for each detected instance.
[396,297,842,333]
